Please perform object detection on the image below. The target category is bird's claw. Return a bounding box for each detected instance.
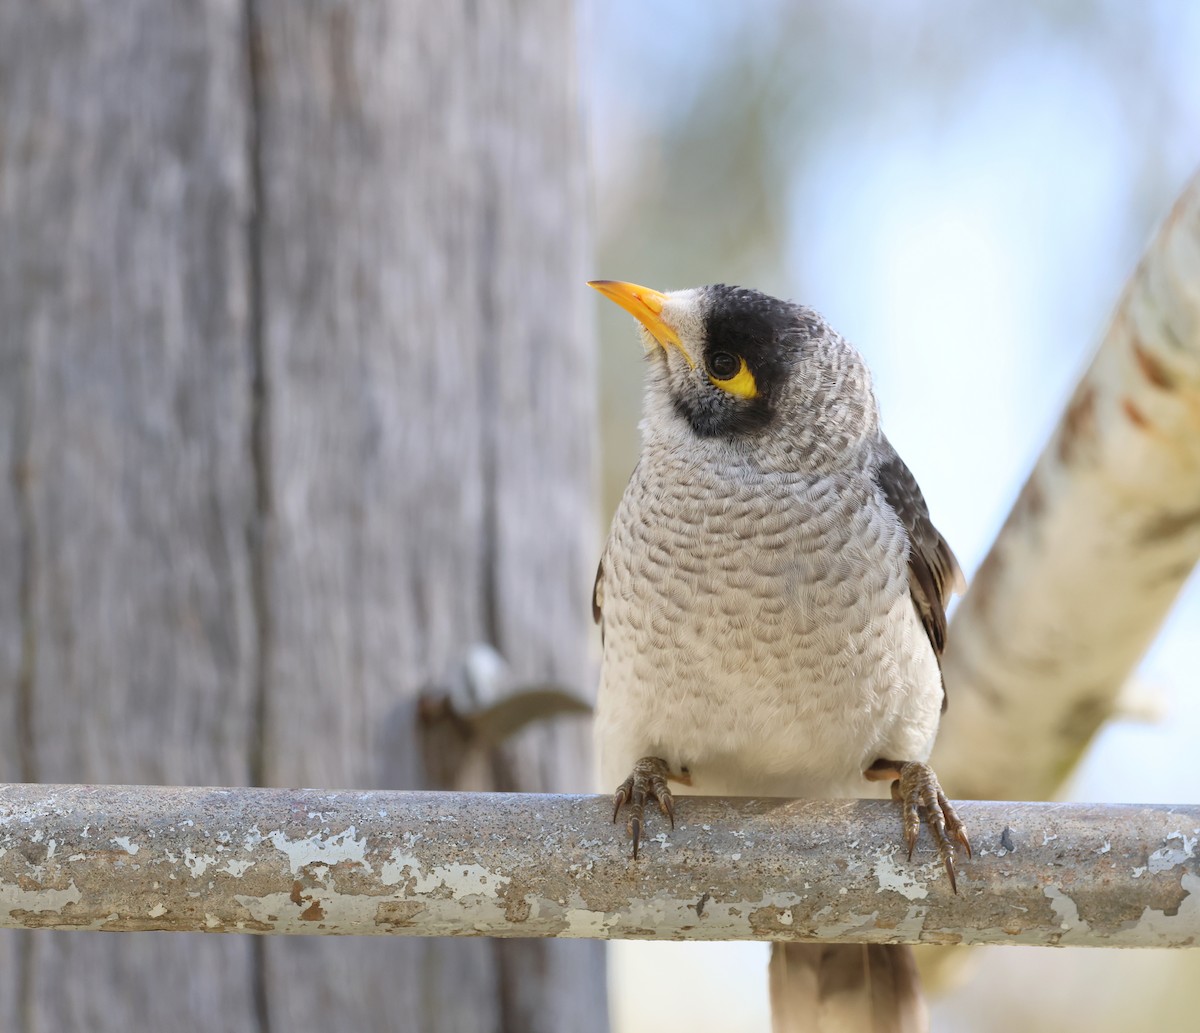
[612,756,675,859]
[893,761,970,893]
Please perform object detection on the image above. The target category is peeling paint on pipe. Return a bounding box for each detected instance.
[0,785,1196,947]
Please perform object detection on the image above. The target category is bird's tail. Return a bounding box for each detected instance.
[769,942,927,1033]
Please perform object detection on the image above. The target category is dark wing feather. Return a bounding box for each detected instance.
[594,461,644,642]
[592,558,604,628]
[874,437,965,708]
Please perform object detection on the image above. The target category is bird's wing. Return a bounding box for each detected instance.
[592,557,605,629]
[874,438,965,704]
[594,460,645,640]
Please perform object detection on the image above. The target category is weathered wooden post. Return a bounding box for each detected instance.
[0,2,603,1030]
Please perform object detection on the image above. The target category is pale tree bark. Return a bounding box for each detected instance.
[914,172,1200,998]
[932,169,1200,800]
[0,2,602,1031]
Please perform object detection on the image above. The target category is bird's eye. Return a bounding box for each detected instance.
[706,351,759,399]
[708,352,740,378]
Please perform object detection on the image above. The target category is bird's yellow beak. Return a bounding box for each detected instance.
[588,280,694,367]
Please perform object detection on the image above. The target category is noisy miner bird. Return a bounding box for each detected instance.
[590,280,971,1033]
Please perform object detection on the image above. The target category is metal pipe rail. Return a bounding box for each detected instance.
[0,785,1195,947]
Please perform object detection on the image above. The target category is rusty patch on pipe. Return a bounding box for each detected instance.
[375,900,427,929]
[749,905,803,937]
[503,894,531,924]
[9,907,94,929]
[1078,869,1193,929]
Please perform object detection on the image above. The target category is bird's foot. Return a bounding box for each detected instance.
[612,756,677,859]
[866,759,971,892]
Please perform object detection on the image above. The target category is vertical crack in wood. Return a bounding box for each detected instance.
[243,0,271,807]
[477,178,502,655]
[10,347,36,787]
[243,2,272,1032]
[9,337,36,1033]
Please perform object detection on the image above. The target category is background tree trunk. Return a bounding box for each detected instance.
[0,2,603,1031]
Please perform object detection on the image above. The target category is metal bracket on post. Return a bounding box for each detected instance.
[417,644,591,788]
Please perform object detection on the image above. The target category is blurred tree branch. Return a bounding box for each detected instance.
[934,168,1200,799]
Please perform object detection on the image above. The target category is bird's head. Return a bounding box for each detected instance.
[589,280,880,472]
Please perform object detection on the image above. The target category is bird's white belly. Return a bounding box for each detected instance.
[594,468,943,800]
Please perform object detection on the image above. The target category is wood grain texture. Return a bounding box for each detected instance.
[0,0,602,1029]
[251,2,601,1030]
[0,2,261,1030]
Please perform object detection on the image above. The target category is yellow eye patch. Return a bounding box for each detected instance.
[708,355,759,399]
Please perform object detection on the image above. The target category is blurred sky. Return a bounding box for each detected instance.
[579,2,1200,1030]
